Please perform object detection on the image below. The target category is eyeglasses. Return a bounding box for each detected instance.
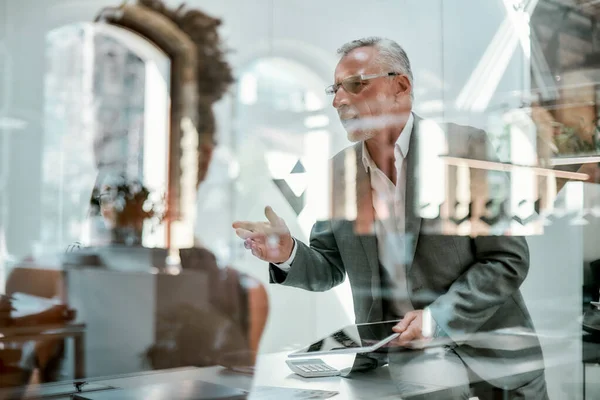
[325,72,400,95]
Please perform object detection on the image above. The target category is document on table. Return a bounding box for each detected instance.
[250,386,339,399]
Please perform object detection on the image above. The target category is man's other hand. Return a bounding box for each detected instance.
[392,310,426,345]
[232,206,294,264]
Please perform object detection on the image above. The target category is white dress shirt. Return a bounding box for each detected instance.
[362,113,414,317]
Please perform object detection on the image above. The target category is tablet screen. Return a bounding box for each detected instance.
[296,320,399,354]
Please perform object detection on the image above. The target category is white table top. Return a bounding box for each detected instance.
[88,352,439,399]
[1,333,586,400]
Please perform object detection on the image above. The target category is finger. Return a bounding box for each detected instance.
[399,325,419,342]
[235,226,286,239]
[238,231,275,246]
[232,221,259,230]
[393,312,417,333]
[244,239,252,249]
[251,243,265,260]
[235,228,256,240]
[250,227,288,239]
[264,206,281,226]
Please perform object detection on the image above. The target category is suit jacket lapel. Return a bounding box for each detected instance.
[405,115,422,271]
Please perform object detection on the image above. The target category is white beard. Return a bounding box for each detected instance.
[342,114,402,142]
[342,118,376,142]
[347,129,376,143]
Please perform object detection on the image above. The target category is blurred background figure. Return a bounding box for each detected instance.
[1,0,268,391]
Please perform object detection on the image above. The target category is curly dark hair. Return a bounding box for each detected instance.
[135,0,234,139]
[137,0,233,103]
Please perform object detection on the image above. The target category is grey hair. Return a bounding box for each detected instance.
[337,37,414,98]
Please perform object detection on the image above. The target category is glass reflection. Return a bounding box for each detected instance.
[4,0,600,398]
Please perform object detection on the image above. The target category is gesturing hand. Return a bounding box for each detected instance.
[232,206,294,264]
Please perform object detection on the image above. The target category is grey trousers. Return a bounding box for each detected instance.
[386,347,549,400]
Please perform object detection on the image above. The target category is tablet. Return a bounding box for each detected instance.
[288,320,401,358]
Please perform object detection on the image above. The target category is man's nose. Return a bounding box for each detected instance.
[332,87,350,109]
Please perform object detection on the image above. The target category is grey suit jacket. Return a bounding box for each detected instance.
[269,115,544,387]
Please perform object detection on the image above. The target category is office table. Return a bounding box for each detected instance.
[0,352,451,400]
[0,323,86,379]
[0,333,589,400]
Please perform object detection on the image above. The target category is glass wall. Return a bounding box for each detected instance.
[1,0,600,399]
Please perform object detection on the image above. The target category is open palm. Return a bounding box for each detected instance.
[232,206,294,264]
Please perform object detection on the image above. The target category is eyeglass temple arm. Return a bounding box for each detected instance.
[360,72,399,79]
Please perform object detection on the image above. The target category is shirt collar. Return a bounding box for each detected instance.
[362,112,414,173]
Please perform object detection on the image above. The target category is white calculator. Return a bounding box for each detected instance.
[285,358,341,378]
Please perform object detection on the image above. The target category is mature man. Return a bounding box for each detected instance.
[233,37,548,399]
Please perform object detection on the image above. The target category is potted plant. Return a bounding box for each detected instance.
[90,176,164,245]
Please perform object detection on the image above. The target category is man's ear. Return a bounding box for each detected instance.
[394,74,411,98]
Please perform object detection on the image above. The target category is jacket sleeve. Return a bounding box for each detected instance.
[427,235,529,340]
[269,219,346,292]
[429,126,530,339]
